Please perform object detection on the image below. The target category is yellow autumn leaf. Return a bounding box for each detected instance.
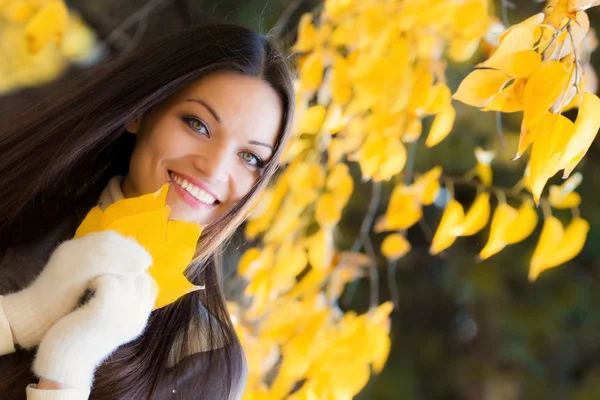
[308,228,334,271]
[485,50,542,78]
[475,147,494,187]
[292,13,317,52]
[297,105,327,134]
[453,69,512,108]
[315,193,342,228]
[331,55,352,105]
[410,166,442,205]
[25,0,69,53]
[75,184,203,309]
[381,233,411,261]
[300,51,324,92]
[478,203,519,261]
[425,104,455,147]
[430,198,464,255]
[504,198,539,245]
[548,172,583,208]
[530,217,589,281]
[522,61,570,129]
[483,78,527,113]
[555,92,600,177]
[528,112,575,202]
[375,186,423,232]
[529,215,565,281]
[373,138,407,181]
[450,192,491,237]
[482,27,536,69]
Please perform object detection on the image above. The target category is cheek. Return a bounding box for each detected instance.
[228,170,260,204]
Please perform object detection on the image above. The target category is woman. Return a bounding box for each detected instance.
[0,23,295,399]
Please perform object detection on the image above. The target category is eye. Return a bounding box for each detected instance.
[239,151,265,169]
[182,116,209,137]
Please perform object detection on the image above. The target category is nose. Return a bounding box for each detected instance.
[193,141,232,183]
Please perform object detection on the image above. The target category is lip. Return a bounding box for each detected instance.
[169,171,221,202]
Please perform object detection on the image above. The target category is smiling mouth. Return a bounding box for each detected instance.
[169,171,220,205]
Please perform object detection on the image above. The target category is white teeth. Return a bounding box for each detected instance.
[170,172,217,204]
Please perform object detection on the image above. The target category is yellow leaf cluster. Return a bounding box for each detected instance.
[0,0,97,94]
[233,0,597,398]
[454,1,600,202]
[75,184,203,309]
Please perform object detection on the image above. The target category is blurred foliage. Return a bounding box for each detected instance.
[2,0,600,399]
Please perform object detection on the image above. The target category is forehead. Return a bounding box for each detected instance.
[170,71,283,145]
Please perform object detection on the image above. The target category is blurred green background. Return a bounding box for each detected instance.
[2,1,600,398]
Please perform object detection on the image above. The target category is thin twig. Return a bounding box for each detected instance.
[500,0,514,27]
[387,260,400,308]
[403,140,420,185]
[495,111,507,149]
[104,0,174,49]
[361,181,382,310]
[567,26,581,94]
[341,180,382,308]
[270,0,306,39]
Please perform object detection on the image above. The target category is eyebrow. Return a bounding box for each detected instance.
[185,99,221,123]
[249,140,274,152]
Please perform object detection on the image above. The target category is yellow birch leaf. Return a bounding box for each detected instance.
[476,163,493,187]
[406,68,434,116]
[424,83,452,115]
[5,0,38,22]
[447,37,481,63]
[297,105,327,134]
[75,184,203,309]
[373,139,407,181]
[504,199,539,245]
[556,92,600,177]
[308,228,334,271]
[74,206,103,238]
[292,13,317,52]
[450,192,491,237]
[300,51,324,92]
[453,69,512,108]
[426,104,455,147]
[403,117,423,143]
[482,79,526,113]
[523,61,570,129]
[381,233,411,261]
[410,166,442,205]
[331,55,352,105]
[327,165,354,208]
[99,184,168,227]
[483,27,536,68]
[530,217,589,281]
[528,215,565,281]
[549,187,582,209]
[315,193,341,228]
[430,199,464,255]
[528,112,575,202]
[25,0,69,53]
[376,186,422,232]
[487,50,542,78]
[548,172,583,208]
[500,13,544,43]
[238,247,263,277]
[478,203,519,260]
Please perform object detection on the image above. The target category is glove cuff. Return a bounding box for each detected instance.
[2,289,47,349]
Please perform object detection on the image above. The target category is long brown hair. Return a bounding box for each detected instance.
[0,24,295,399]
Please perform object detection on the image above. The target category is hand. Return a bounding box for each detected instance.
[2,230,152,349]
[33,273,158,391]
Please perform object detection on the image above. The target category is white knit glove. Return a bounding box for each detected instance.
[33,273,157,391]
[2,230,152,349]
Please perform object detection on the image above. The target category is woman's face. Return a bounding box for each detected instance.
[122,71,283,225]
